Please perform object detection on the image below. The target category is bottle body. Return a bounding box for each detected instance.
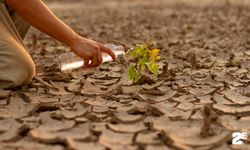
[59,44,125,71]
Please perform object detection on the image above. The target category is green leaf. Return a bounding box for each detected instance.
[128,64,137,81]
[146,62,159,76]
[127,43,161,84]
[139,53,149,66]
[135,45,145,57]
[129,50,138,60]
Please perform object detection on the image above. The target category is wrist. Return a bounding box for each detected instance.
[65,28,81,47]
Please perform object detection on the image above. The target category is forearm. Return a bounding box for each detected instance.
[5,0,116,68]
[6,0,79,46]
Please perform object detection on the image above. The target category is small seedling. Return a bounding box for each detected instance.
[126,43,161,84]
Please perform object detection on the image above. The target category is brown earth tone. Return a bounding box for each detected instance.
[0,0,250,150]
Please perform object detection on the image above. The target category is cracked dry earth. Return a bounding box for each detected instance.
[1,0,250,150]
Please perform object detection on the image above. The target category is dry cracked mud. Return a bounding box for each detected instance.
[0,0,250,150]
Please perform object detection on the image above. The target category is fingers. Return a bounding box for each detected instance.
[81,42,114,69]
[83,57,90,68]
[101,45,116,61]
[88,48,101,68]
[82,50,102,68]
[88,55,98,68]
[97,50,103,66]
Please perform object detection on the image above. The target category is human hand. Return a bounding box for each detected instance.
[69,36,116,68]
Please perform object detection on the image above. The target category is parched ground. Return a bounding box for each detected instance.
[0,0,250,149]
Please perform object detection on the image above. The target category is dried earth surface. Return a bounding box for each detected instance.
[0,0,250,150]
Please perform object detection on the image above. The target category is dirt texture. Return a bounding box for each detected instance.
[0,0,250,150]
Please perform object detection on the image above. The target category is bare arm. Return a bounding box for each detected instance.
[6,0,115,68]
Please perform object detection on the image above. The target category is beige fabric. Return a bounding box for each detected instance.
[0,2,35,89]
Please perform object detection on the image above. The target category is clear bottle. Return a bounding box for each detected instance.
[59,43,125,71]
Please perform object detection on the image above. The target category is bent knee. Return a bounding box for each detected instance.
[0,44,36,89]
[0,59,35,89]
[15,57,36,85]
[22,58,36,84]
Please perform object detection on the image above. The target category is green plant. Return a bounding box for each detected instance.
[126,43,161,84]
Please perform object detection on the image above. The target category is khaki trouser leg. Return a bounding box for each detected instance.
[0,3,35,89]
[12,11,31,39]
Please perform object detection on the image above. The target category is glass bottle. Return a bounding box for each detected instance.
[59,43,125,71]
